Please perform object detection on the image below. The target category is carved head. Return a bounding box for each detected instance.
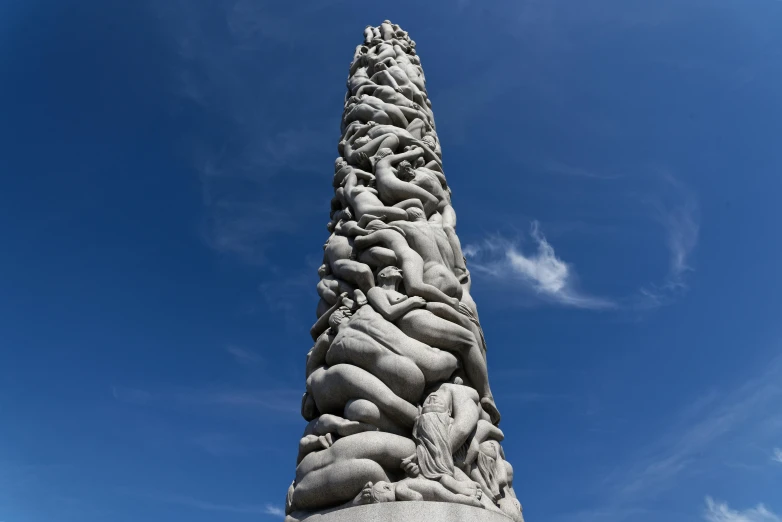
[334,157,347,171]
[397,161,415,181]
[421,135,436,149]
[354,136,371,147]
[377,266,403,285]
[477,440,505,500]
[317,264,329,278]
[421,391,451,415]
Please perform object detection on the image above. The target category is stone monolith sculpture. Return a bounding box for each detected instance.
[284,21,524,522]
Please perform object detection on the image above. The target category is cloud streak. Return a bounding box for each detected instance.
[704,497,780,522]
[135,491,278,516]
[773,448,782,464]
[155,0,334,264]
[636,175,700,308]
[111,385,301,416]
[264,504,285,517]
[465,222,614,310]
[225,345,263,365]
[597,356,782,507]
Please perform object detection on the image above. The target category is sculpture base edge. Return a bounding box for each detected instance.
[288,501,513,522]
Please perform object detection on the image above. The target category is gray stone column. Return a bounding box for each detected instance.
[284,21,524,522]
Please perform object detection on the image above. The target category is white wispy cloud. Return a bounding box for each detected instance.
[133,491,276,516]
[465,221,614,310]
[111,385,301,416]
[544,160,622,180]
[704,497,780,522]
[225,345,263,365]
[556,357,782,522]
[264,504,285,517]
[154,0,334,264]
[636,175,700,308]
[772,448,782,464]
[596,356,782,506]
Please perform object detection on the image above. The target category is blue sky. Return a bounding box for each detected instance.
[1,1,781,521]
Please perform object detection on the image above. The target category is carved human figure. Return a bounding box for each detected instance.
[297,413,379,464]
[389,206,463,298]
[470,440,524,522]
[352,477,482,508]
[356,228,457,307]
[316,264,356,309]
[335,157,421,223]
[371,148,440,216]
[289,432,415,513]
[369,61,427,106]
[307,361,418,430]
[326,303,459,403]
[342,122,437,161]
[342,129,440,173]
[347,66,375,97]
[342,99,403,129]
[322,231,374,293]
[347,76,434,126]
[325,302,432,403]
[363,25,381,46]
[401,380,488,497]
[399,159,469,279]
[358,252,497,423]
[365,41,426,92]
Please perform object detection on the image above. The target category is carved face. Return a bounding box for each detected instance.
[397,162,415,181]
[422,391,449,414]
[377,266,403,285]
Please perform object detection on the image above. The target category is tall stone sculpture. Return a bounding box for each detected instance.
[285,21,524,522]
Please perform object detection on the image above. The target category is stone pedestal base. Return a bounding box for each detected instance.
[293,502,511,521]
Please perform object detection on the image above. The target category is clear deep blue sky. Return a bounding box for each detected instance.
[2,1,782,521]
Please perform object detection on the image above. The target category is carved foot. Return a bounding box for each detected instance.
[355,482,376,505]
